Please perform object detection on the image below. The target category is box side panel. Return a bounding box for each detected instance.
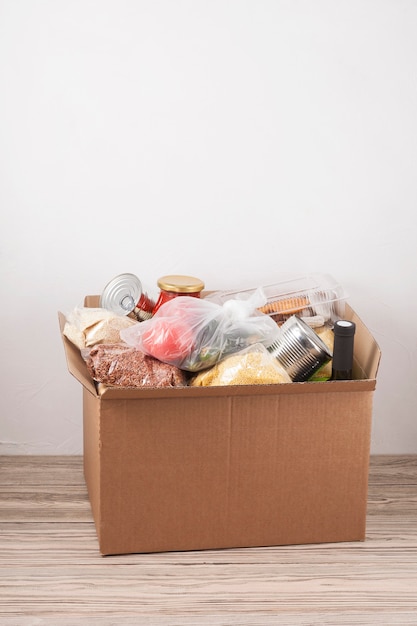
[98,396,233,555]
[225,391,373,548]
[97,390,373,555]
[82,389,102,546]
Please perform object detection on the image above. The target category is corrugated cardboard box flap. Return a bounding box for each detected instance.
[58,312,97,397]
[347,304,381,380]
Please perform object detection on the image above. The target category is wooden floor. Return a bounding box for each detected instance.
[0,456,417,625]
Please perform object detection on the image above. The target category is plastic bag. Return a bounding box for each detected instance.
[63,307,136,350]
[120,289,280,372]
[190,343,292,386]
[83,343,187,388]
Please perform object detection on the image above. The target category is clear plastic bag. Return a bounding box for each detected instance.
[63,307,136,349]
[120,289,280,372]
[83,343,187,388]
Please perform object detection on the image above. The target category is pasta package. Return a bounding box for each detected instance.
[190,343,291,387]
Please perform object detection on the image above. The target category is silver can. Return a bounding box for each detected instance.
[100,273,157,321]
[268,315,332,382]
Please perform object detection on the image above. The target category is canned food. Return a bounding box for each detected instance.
[152,274,205,314]
[100,273,157,321]
[267,315,332,382]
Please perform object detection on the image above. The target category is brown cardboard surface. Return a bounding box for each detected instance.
[58,312,97,397]
[59,297,381,555]
[87,389,373,555]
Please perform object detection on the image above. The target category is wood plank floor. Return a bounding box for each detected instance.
[1,455,417,625]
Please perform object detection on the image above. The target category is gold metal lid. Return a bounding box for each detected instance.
[157,274,205,293]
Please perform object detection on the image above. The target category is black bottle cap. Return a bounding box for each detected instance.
[334,320,356,337]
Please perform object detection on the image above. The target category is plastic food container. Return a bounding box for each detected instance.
[205,273,347,326]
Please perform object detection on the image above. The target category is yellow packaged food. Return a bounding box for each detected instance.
[191,344,291,387]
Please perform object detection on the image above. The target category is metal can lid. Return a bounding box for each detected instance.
[157,274,205,293]
[100,273,143,316]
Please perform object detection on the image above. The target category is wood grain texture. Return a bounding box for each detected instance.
[1,455,417,625]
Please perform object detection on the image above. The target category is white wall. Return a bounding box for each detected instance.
[1,0,416,454]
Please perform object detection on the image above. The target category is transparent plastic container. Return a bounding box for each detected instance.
[205,273,347,326]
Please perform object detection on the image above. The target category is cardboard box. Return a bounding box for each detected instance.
[59,297,380,556]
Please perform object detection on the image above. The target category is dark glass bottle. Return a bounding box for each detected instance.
[331,320,356,380]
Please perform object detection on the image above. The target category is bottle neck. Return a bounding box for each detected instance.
[331,368,353,381]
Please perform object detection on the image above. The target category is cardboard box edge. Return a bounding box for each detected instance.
[58,311,98,397]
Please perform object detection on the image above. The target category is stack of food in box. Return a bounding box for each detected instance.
[63,272,352,390]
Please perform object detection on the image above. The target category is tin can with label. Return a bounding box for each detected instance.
[152,274,205,314]
[100,273,157,321]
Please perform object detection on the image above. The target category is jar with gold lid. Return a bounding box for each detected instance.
[152,274,205,314]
